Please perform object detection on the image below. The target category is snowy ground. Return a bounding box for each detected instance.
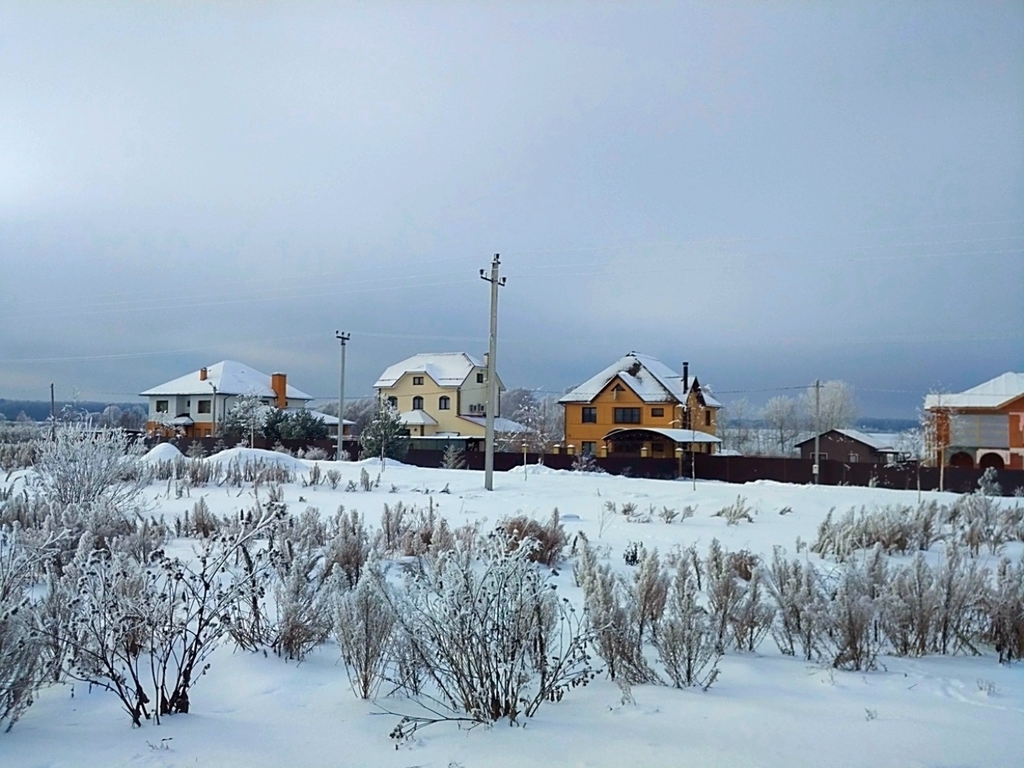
[3,454,1022,768]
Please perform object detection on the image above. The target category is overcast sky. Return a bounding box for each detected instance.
[1,1,1022,418]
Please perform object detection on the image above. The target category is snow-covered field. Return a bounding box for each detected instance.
[3,452,1022,768]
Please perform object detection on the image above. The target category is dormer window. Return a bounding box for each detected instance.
[413,376,424,386]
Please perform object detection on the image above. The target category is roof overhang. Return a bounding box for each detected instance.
[603,427,721,444]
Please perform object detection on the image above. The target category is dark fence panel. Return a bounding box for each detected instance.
[398,449,1024,496]
[147,438,1024,496]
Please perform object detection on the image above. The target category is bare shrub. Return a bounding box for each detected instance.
[359,468,372,492]
[988,555,1024,663]
[822,546,887,671]
[440,445,466,470]
[323,507,370,589]
[325,469,342,490]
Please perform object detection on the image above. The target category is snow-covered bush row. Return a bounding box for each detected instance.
[811,495,1024,561]
[573,533,1024,689]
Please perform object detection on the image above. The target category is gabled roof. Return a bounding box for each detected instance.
[459,415,529,433]
[399,410,439,427]
[924,372,1024,411]
[559,353,718,406]
[375,352,496,389]
[795,428,898,453]
[140,361,313,401]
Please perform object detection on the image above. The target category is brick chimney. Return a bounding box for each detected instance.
[271,373,287,408]
[682,361,689,394]
[199,367,208,381]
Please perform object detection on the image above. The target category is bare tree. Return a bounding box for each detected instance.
[761,396,800,456]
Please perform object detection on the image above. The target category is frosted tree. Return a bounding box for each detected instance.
[801,380,857,432]
[220,390,274,446]
[761,396,800,456]
[358,400,408,461]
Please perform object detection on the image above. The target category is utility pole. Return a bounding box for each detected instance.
[480,254,506,491]
[336,331,350,460]
[813,379,821,485]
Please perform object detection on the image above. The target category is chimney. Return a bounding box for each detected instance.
[271,373,287,409]
[682,362,689,393]
[199,367,208,381]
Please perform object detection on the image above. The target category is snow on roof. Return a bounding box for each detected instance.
[283,407,353,427]
[795,429,898,452]
[559,353,711,405]
[140,361,313,401]
[374,352,489,389]
[924,372,1024,411]
[399,409,439,427]
[603,427,722,444]
[459,415,529,433]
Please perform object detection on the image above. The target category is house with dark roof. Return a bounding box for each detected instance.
[558,353,721,457]
[795,429,911,466]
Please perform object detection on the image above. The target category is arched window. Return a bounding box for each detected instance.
[387,396,398,408]
[439,396,450,411]
[412,396,424,410]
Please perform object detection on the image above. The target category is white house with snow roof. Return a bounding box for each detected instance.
[558,352,721,457]
[924,372,1024,470]
[373,352,525,439]
[140,360,318,438]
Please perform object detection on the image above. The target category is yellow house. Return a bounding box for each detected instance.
[559,353,721,457]
[373,352,525,439]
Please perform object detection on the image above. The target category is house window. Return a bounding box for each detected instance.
[651,407,664,418]
[156,400,169,413]
[582,441,597,455]
[477,372,485,383]
[186,400,190,407]
[412,396,424,410]
[611,384,624,400]
[197,400,211,414]
[812,452,828,462]
[582,407,597,423]
[387,396,398,408]
[412,376,424,386]
[848,453,860,463]
[614,407,641,424]
[705,411,712,427]
[439,396,450,410]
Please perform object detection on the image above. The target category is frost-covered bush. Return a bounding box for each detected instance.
[987,555,1024,663]
[764,548,826,661]
[654,555,720,689]
[63,503,283,726]
[440,444,466,470]
[386,537,595,737]
[0,530,50,731]
[821,546,888,671]
[498,509,567,566]
[34,423,149,512]
[334,564,395,700]
[576,541,656,684]
[713,496,754,526]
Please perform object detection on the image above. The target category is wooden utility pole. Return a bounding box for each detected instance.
[480,254,506,491]
[335,331,350,460]
[813,379,821,485]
